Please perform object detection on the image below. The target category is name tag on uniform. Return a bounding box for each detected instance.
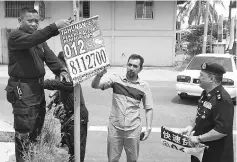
[203,101,212,109]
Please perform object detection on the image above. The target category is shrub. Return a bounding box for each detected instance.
[23,107,70,162]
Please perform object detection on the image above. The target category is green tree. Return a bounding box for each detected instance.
[181,24,218,55]
[228,0,236,21]
[177,0,224,26]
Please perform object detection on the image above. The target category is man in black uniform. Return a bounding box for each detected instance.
[4,8,71,162]
[179,62,234,162]
[44,51,89,162]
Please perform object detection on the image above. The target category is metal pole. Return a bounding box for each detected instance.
[73,0,80,22]
[235,17,237,60]
[229,17,235,50]
[73,1,80,162]
[217,15,224,43]
[210,1,215,53]
[202,0,210,54]
[74,85,80,162]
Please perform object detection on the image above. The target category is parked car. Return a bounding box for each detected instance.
[176,53,237,103]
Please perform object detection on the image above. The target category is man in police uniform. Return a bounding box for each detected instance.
[5,8,71,162]
[179,62,234,162]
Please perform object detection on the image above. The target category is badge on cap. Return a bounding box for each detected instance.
[202,63,207,70]
[203,101,212,109]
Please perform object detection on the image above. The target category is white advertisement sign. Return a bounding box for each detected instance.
[59,16,109,85]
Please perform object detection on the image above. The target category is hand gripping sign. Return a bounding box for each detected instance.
[59,16,110,85]
[161,126,208,162]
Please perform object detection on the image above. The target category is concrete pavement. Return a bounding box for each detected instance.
[0,65,179,162]
[0,120,15,162]
[0,65,179,81]
[0,66,15,162]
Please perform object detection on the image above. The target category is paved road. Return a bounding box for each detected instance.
[81,81,236,162]
[0,66,236,162]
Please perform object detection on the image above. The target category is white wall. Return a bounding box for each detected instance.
[0,1,176,66]
[91,1,113,63]
[114,1,175,31]
[0,1,71,57]
[91,1,112,31]
[115,1,176,66]
[43,1,72,55]
[90,1,176,66]
[114,37,173,66]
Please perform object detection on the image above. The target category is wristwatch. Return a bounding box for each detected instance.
[198,135,203,143]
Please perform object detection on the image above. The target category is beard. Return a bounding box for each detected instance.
[127,71,135,78]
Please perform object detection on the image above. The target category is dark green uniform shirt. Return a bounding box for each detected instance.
[7,23,64,79]
[192,85,234,162]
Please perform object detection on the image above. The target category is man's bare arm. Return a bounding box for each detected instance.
[91,74,104,89]
[91,68,107,89]
[145,109,153,129]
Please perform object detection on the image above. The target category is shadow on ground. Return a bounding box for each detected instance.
[171,95,199,106]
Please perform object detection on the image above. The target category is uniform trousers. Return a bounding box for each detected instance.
[5,80,46,162]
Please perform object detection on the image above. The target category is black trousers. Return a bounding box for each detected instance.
[80,121,88,162]
[191,146,234,162]
[61,118,88,162]
[5,80,46,162]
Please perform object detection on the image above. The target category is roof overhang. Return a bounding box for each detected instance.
[177,0,187,5]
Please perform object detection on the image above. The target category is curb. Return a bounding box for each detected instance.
[0,131,14,142]
[0,120,14,143]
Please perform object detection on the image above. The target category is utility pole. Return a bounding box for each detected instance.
[73,0,80,161]
[202,0,210,54]
[210,0,216,53]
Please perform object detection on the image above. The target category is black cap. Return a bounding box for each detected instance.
[201,62,226,76]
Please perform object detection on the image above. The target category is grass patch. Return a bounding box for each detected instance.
[23,105,70,162]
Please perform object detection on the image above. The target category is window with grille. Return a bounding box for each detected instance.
[135,1,154,19]
[5,1,35,18]
[80,1,90,19]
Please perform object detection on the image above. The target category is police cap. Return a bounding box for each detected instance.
[201,62,226,76]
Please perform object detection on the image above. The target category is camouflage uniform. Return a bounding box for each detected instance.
[44,80,88,162]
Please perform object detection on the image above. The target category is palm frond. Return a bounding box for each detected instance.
[216,0,225,9]
[188,1,200,25]
[179,0,223,26]
[209,4,218,23]
[177,1,192,18]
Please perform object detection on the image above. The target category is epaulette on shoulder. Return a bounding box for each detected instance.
[216,90,222,101]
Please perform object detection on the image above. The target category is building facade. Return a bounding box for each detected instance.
[0,1,177,66]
